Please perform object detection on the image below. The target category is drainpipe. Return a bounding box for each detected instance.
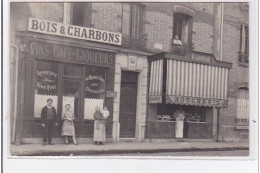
[11,44,19,144]
[216,107,220,142]
[220,3,224,61]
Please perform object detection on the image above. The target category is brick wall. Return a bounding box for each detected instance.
[219,3,249,129]
[144,10,173,52]
[192,22,213,53]
[143,3,214,54]
[28,3,64,23]
[91,3,122,33]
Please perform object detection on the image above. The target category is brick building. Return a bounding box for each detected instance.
[10,2,249,144]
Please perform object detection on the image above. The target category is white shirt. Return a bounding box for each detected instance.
[173,39,183,46]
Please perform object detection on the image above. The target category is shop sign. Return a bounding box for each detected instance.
[149,95,163,104]
[28,18,122,46]
[172,5,195,17]
[106,91,117,98]
[191,53,212,64]
[166,95,228,108]
[20,40,115,67]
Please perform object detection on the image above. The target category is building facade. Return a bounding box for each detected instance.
[10,2,249,144]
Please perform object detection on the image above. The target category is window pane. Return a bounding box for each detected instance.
[72,3,91,27]
[34,62,58,118]
[63,65,81,76]
[62,80,80,119]
[84,66,106,119]
[173,13,191,46]
[237,89,249,120]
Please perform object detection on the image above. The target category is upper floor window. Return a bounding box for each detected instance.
[236,88,249,126]
[172,13,193,48]
[240,25,249,55]
[122,3,144,38]
[238,25,249,66]
[71,3,91,27]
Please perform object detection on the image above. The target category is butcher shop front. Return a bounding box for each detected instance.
[146,51,232,140]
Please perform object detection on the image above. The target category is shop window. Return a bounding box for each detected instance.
[71,3,91,27]
[157,104,206,122]
[122,3,144,39]
[236,88,249,126]
[34,61,58,118]
[172,13,193,54]
[239,25,249,66]
[63,65,81,77]
[84,66,106,119]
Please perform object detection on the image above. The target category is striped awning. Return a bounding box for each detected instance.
[149,59,164,103]
[166,59,229,107]
[148,52,232,107]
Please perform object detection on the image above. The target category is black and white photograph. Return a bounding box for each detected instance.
[2,0,259,172]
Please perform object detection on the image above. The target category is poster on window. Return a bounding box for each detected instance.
[84,67,105,119]
[34,62,58,118]
[85,67,106,99]
[84,98,104,120]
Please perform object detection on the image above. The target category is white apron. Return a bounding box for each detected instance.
[175,120,184,138]
[94,120,106,142]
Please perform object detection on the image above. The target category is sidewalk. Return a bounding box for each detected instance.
[10,141,249,156]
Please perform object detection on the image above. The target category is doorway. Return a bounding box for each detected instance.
[119,71,138,138]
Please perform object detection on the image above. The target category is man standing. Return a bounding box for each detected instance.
[41,99,58,146]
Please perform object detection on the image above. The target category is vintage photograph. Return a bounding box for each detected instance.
[9,2,250,157]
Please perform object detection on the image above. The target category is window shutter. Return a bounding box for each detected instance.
[240,25,246,53]
[187,17,193,48]
[122,4,131,36]
[131,5,143,38]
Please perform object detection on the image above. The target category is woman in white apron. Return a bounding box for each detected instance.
[173,106,186,139]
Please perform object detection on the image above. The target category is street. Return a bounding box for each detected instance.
[103,150,249,157]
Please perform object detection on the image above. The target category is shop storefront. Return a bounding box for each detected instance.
[146,51,232,139]
[12,17,150,144]
[17,37,116,142]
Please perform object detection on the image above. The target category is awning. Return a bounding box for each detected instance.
[148,52,232,107]
[149,59,164,103]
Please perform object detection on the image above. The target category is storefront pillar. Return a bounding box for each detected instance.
[212,106,220,141]
[113,53,148,141]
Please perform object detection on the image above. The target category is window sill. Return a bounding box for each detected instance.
[235,125,249,130]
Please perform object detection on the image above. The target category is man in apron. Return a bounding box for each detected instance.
[173,106,186,139]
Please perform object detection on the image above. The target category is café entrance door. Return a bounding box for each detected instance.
[119,71,138,138]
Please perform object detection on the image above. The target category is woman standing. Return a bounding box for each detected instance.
[93,106,106,145]
[173,106,186,139]
[61,104,78,145]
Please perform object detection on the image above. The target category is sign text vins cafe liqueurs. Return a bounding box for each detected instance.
[28,18,122,46]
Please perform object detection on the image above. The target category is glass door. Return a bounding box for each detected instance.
[62,79,81,120]
[59,64,82,137]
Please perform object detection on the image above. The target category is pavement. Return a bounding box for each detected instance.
[10,141,249,156]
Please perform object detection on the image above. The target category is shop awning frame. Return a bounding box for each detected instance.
[148,51,232,108]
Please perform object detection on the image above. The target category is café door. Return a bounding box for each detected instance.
[59,64,82,137]
[119,71,138,138]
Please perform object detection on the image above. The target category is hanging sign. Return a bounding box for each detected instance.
[28,18,122,45]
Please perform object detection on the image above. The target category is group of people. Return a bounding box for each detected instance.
[41,99,109,146]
